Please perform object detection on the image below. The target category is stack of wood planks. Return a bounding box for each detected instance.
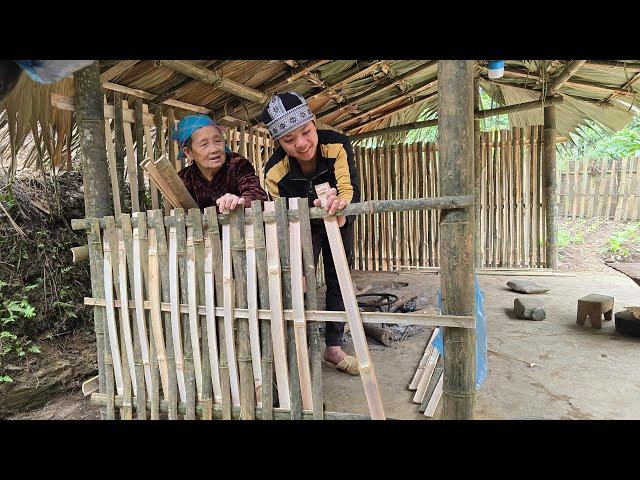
[408,327,444,418]
[141,154,198,209]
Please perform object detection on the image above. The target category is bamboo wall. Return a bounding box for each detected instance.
[100,102,549,271]
[354,126,550,270]
[557,157,640,221]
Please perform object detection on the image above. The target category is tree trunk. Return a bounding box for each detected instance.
[544,105,558,270]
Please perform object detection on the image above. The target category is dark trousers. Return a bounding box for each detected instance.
[312,220,355,348]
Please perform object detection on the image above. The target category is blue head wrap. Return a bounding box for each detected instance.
[172,114,232,159]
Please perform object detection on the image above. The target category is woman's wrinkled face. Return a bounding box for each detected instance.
[184,125,226,176]
[278,120,318,162]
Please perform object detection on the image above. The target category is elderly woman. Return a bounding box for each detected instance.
[175,114,268,211]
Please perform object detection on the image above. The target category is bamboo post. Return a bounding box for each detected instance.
[121,214,146,419]
[74,62,113,219]
[148,210,179,420]
[544,105,558,270]
[606,161,617,220]
[488,131,495,267]
[437,60,476,419]
[275,197,302,419]
[250,202,274,420]
[123,100,141,213]
[174,209,197,419]
[474,80,482,268]
[167,108,181,171]
[229,207,256,420]
[190,209,214,419]
[204,206,232,419]
[263,201,291,410]
[297,199,323,419]
[587,161,597,219]
[315,183,386,420]
[520,129,528,266]
[596,159,608,217]
[579,160,589,219]
[507,129,515,267]
[244,211,263,408]
[431,144,439,266]
[365,147,373,270]
[221,213,241,407]
[113,92,128,211]
[355,147,363,269]
[288,198,314,411]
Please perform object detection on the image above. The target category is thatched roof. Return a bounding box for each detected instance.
[1,59,639,171]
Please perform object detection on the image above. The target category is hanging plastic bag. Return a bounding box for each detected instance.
[433,274,488,389]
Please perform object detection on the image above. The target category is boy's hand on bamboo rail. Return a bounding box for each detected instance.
[216,193,245,212]
[313,187,348,227]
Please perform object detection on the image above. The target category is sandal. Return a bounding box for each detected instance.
[325,355,360,376]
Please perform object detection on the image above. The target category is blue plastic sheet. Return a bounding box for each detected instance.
[433,274,488,389]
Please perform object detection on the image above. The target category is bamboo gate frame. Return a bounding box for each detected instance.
[73,188,475,420]
[84,95,553,272]
[557,157,640,221]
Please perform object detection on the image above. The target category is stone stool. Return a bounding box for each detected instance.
[577,294,614,329]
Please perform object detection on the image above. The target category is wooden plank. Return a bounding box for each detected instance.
[413,347,439,404]
[204,207,232,419]
[586,161,597,218]
[595,159,607,217]
[572,160,581,219]
[221,212,241,407]
[263,201,291,409]
[579,160,589,219]
[423,373,443,418]
[606,161,617,220]
[244,218,263,408]
[288,198,314,411]
[167,108,180,171]
[419,355,443,414]
[408,327,438,390]
[315,183,385,420]
[146,104,160,210]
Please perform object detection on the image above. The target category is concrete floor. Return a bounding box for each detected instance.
[322,269,640,419]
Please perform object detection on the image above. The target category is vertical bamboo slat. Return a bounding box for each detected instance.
[121,215,146,418]
[229,208,256,420]
[263,201,291,409]
[204,206,232,418]
[244,219,263,408]
[606,161,617,220]
[174,209,197,419]
[249,202,274,420]
[148,210,179,420]
[168,217,187,402]
[579,160,589,219]
[596,159,608,217]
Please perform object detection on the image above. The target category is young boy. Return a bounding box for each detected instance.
[263,92,361,375]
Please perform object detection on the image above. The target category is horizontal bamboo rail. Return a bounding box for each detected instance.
[84,297,475,329]
[91,393,371,420]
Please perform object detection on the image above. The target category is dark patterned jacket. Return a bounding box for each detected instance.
[264,129,360,226]
[178,152,268,210]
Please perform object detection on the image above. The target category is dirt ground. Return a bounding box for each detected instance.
[8,215,640,420]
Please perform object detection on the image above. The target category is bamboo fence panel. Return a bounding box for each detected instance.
[557,157,640,221]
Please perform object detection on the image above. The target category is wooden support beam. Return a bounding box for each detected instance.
[345,91,438,134]
[157,60,268,105]
[305,60,388,103]
[350,96,564,141]
[285,60,332,84]
[544,104,558,270]
[317,61,437,121]
[100,60,141,83]
[437,60,476,420]
[337,76,438,129]
[546,60,587,95]
[602,70,640,104]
